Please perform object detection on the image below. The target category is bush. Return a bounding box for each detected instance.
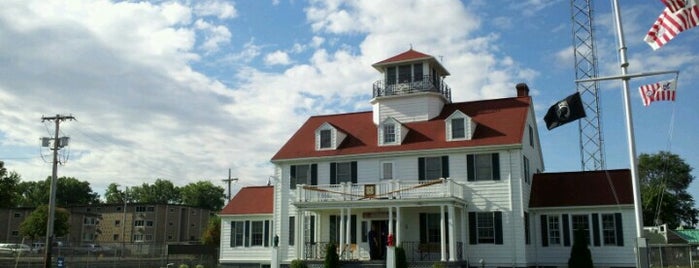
[324,243,340,268]
[432,262,444,268]
[291,259,308,268]
[179,264,189,268]
[195,265,204,268]
[568,228,593,268]
[395,246,408,268]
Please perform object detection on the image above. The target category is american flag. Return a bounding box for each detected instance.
[639,79,677,106]
[644,0,699,50]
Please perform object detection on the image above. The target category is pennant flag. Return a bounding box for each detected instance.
[544,92,587,130]
[639,79,677,106]
[644,0,699,50]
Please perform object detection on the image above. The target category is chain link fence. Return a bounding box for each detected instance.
[0,242,217,268]
[648,244,699,268]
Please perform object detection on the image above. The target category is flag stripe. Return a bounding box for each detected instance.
[638,79,677,107]
[645,1,699,50]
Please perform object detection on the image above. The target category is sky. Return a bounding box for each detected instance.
[1,0,697,206]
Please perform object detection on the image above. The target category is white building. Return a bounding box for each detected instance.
[219,49,637,268]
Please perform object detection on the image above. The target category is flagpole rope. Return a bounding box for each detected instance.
[652,73,680,225]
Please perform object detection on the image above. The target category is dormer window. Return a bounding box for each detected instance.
[446,111,475,141]
[379,117,406,146]
[320,129,331,149]
[451,118,465,139]
[315,123,346,151]
[383,124,396,143]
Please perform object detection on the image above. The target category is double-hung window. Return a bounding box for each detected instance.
[383,124,396,144]
[467,153,500,181]
[572,215,591,244]
[330,161,357,184]
[290,164,317,189]
[418,156,449,181]
[468,211,503,244]
[548,215,561,245]
[451,118,465,139]
[319,129,331,149]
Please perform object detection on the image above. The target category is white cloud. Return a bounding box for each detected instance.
[193,0,238,19]
[264,50,292,66]
[194,19,232,53]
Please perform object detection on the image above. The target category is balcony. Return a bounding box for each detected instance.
[295,178,465,204]
[372,75,451,102]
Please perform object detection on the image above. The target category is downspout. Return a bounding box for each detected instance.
[509,149,517,266]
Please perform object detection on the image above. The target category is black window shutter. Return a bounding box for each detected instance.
[441,156,449,178]
[494,211,503,244]
[592,213,600,246]
[310,215,316,243]
[290,166,297,189]
[468,212,477,244]
[467,155,475,181]
[418,157,426,181]
[330,163,337,184]
[419,213,427,243]
[362,221,368,242]
[351,161,358,183]
[264,220,270,247]
[540,215,549,247]
[492,153,500,180]
[615,213,624,246]
[289,216,295,246]
[311,164,318,185]
[244,220,250,247]
[562,214,570,246]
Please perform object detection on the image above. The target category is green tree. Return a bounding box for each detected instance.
[0,161,22,208]
[201,215,220,246]
[104,183,134,204]
[20,205,70,239]
[639,151,697,228]
[181,181,225,211]
[568,229,593,268]
[324,243,340,268]
[16,177,100,206]
[130,179,180,204]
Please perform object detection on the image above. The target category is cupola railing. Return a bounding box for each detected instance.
[372,75,451,102]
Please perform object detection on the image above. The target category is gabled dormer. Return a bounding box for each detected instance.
[315,122,346,150]
[378,117,408,146]
[445,111,476,141]
[370,49,452,125]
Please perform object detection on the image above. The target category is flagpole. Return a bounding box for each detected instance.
[610,0,648,267]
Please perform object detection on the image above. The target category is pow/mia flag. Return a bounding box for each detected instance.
[544,92,586,130]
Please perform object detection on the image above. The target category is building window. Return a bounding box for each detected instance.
[398,65,412,83]
[329,215,356,244]
[451,118,465,139]
[420,213,442,243]
[13,213,20,218]
[320,129,331,149]
[548,215,561,245]
[386,66,396,85]
[113,234,119,241]
[11,230,18,236]
[529,125,534,146]
[383,124,396,143]
[523,156,530,184]
[468,211,503,244]
[135,206,146,212]
[134,220,145,227]
[467,153,500,181]
[418,156,448,181]
[251,221,264,246]
[116,206,122,211]
[381,162,393,180]
[231,221,244,247]
[115,220,121,227]
[602,214,617,245]
[572,214,591,244]
[330,162,356,184]
[289,217,295,246]
[146,221,154,227]
[413,63,423,81]
[133,234,144,241]
[168,235,173,240]
[145,234,153,241]
[290,164,317,189]
[147,206,155,212]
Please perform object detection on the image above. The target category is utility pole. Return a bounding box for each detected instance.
[222,169,238,203]
[41,114,75,268]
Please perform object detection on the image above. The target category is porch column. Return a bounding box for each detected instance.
[448,205,456,261]
[296,210,303,259]
[339,208,345,259]
[461,207,467,259]
[440,205,446,262]
[396,206,402,246]
[388,207,394,235]
[346,207,352,259]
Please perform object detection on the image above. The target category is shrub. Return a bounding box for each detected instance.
[179,264,189,268]
[395,246,408,268]
[195,265,204,268]
[432,262,444,268]
[568,228,593,268]
[324,243,340,268]
[291,259,308,268]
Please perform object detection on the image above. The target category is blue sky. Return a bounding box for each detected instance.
[0,0,697,208]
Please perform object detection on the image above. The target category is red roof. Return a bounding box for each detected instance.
[373,49,433,65]
[529,169,634,208]
[272,96,531,160]
[219,186,273,215]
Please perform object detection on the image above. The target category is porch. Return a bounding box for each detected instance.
[295,178,467,203]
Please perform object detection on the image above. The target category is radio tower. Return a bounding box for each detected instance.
[570,0,605,170]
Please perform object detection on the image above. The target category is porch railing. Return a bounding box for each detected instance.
[372,75,452,102]
[297,179,466,203]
